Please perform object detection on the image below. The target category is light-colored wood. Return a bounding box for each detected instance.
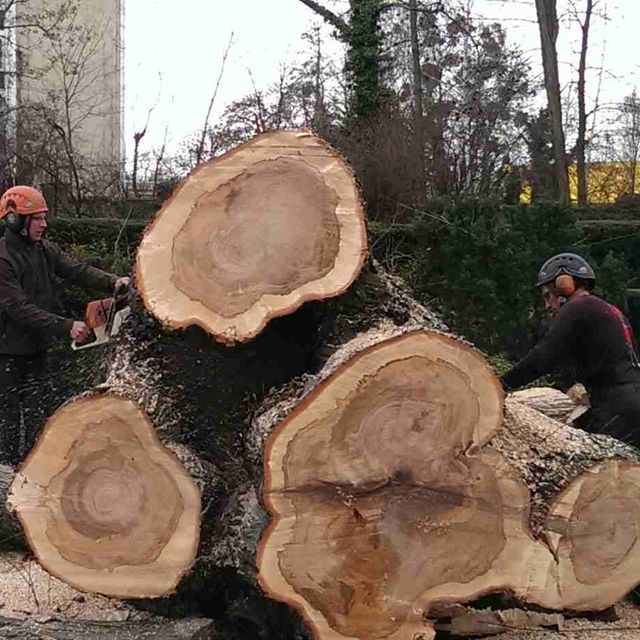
[256,329,640,640]
[7,395,201,598]
[258,329,504,640]
[136,130,367,345]
[509,387,577,422]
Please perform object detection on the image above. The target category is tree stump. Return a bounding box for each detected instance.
[136,130,367,345]
[7,395,201,598]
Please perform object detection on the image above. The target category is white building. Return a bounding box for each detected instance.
[1,0,124,191]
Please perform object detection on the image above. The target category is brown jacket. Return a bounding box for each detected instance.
[0,229,117,355]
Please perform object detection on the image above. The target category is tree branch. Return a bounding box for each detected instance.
[296,0,348,35]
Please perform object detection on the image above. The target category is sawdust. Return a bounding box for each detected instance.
[0,552,141,623]
[484,601,640,640]
[3,550,640,639]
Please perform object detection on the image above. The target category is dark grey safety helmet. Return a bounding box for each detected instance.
[536,253,596,287]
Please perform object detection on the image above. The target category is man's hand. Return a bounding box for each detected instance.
[70,320,90,341]
[115,276,130,289]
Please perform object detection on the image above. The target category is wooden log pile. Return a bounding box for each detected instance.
[1,130,640,640]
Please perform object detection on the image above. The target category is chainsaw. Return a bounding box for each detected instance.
[71,282,131,351]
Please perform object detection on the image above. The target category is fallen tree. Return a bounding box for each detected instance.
[3,130,640,640]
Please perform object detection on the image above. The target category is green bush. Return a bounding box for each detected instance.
[372,201,581,353]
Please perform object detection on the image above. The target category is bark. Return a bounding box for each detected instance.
[509,386,579,422]
[429,602,563,636]
[409,0,425,172]
[0,463,23,548]
[136,130,367,345]
[576,0,594,206]
[254,327,640,640]
[535,0,569,205]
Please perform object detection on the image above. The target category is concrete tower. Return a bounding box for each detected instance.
[9,0,124,188]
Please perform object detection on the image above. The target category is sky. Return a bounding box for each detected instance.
[124,0,640,158]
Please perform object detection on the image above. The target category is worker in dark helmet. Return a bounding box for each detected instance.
[0,185,130,464]
[501,252,640,448]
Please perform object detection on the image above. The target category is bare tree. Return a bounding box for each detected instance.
[2,0,121,211]
[619,91,640,195]
[571,0,597,205]
[195,32,233,166]
[408,0,425,172]
[534,0,569,205]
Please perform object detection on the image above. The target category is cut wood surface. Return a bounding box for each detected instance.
[257,329,640,640]
[136,129,367,344]
[258,328,506,640]
[7,395,201,598]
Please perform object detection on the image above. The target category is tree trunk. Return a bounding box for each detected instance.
[136,130,367,345]
[535,0,570,205]
[409,0,425,175]
[3,267,640,637]
[576,0,594,206]
[256,327,640,640]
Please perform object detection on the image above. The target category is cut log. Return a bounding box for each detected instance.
[136,129,368,345]
[7,395,201,598]
[509,386,577,422]
[255,328,640,640]
[258,328,508,640]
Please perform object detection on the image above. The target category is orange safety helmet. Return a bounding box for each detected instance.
[0,186,49,237]
[0,185,49,219]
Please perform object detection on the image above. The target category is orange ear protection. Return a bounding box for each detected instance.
[555,274,576,297]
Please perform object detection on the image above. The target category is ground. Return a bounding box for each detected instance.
[2,551,640,639]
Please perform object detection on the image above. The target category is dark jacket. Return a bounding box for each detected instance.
[0,229,117,355]
[502,294,640,392]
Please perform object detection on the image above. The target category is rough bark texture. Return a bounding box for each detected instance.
[0,463,22,548]
[136,130,367,345]
[509,387,579,422]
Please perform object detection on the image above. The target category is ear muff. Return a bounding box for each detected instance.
[4,200,27,236]
[555,274,576,297]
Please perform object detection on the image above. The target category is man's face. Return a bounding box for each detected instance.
[27,213,48,242]
[541,284,562,314]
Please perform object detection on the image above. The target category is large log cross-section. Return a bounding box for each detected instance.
[136,130,367,344]
[7,395,201,598]
[258,329,640,640]
[258,330,507,639]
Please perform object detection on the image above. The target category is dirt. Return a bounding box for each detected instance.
[466,601,640,640]
[0,552,140,623]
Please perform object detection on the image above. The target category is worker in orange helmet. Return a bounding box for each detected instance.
[0,185,129,464]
